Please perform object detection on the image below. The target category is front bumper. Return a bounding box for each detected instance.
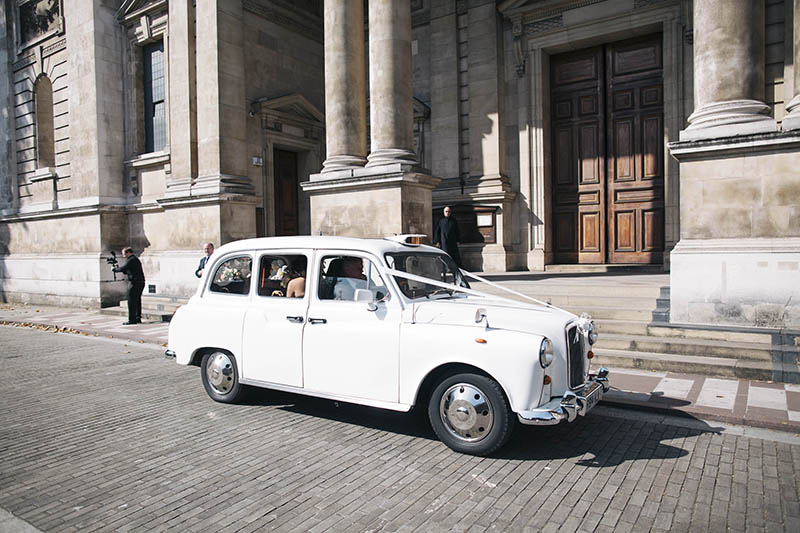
[517,368,610,426]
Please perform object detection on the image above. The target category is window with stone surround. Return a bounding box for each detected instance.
[120,5,169,159]
[143,40,166,153]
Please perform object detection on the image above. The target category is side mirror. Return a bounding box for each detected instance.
[475,307,489,327]
[355,288,379,311]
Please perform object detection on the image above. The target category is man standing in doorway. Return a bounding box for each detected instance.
[433,206,462,268]
[196,242,214,278]
[114,247,146,325]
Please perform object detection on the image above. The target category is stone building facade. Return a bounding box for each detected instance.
[1,0,799,328]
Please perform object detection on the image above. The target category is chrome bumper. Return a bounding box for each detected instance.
[517,368,610,426]
[164,349,176,359]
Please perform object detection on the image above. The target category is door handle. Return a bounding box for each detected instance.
[308,317,327,324]
[286,316,304,323]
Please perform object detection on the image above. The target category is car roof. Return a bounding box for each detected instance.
[213,236,444,258]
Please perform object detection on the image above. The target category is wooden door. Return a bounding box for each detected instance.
[550,34,664,264]
[274,149,298,236]
[606,36,664,263]
[551,47,605,264]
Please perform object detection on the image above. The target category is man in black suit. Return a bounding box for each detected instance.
[113,247,146,325]
[195,242,214,278]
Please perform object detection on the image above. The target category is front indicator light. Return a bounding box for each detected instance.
[539,337,554,368]
[587,351,595,359]
[543,375,551,385]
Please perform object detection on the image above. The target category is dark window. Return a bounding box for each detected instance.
[317,256,387,302]
[210,256,252,295]
[143,41,165,153]
[34,75,55,168]
[256,254,307,298]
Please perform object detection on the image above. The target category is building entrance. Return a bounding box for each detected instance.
[274,149,299,236]
[551,34,664,264]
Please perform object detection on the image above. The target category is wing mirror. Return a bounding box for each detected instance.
[354,289,377,311]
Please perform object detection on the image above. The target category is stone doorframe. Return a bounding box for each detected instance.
[508,2,684,270]
[256,95,325,237]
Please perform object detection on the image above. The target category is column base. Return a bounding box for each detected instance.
[782,95,800,132]
[680,99,778,141]
[302,164,439,238]
[670,238,800,328]
[366,148,417,167]
[321,155,368,173]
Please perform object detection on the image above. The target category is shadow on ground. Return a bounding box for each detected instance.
[244,388,720,466]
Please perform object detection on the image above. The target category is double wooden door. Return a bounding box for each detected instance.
[551,34,664,264]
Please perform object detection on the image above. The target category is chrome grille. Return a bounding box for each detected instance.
[566,325,584,388]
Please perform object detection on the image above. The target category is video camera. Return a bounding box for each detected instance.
[104,250,119,281]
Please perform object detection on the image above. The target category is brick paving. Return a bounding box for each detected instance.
[2,303,800,433]
[1,325,800,531]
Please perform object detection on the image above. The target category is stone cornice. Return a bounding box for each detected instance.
[243,0,323,43]
[668,132,800,161]
[672,238,800,255]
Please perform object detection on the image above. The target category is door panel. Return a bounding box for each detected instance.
[302,253,401,403]
[606,35,664,264]
[240,250,311,387]
[550,34,664,265]
[274,149,298,236]
[551,46,605,264]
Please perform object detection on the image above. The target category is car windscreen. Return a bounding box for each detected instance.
[384,252,469,299]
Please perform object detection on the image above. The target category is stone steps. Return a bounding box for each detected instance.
[101,295,188,322]
[592,347,797,382]
[474,277,799,382]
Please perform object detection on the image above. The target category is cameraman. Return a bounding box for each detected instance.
[113,247,146,325]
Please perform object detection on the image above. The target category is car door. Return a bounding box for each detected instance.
[302,251,401,403]
[240,250,312,387]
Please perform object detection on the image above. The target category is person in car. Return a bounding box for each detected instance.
[333,257,367,301]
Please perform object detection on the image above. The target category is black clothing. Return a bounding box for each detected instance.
[433,216,462,267]
[114,255,145,283]
[196,256,210,278]
[114,255,146,323]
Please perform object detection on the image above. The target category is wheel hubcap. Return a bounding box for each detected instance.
[206,352,234,394]
[440,383,494,443]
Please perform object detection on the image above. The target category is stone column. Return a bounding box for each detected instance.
[321,0,367,172]
[166,0,197,194]
[366,0,417,167]
[0,0,15,211]
[783,0,800,131]
[194,0,251,194]
[680,0,777,141]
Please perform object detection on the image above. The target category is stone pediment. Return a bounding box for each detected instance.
[117,0,167,22]
[498,0,609,18]
[257,94,325,127]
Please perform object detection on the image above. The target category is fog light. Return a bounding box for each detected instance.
[543,375,551,385]
[587,350,594,359]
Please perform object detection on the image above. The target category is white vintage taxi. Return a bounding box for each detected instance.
[167,235,609,455]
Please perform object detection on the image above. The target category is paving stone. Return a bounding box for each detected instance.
[0,326,799,532]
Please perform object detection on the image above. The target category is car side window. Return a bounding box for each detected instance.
[318,255,389,302]
[256,254,307,298]
[209,256,252,295]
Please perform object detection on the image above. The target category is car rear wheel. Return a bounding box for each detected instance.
[201,351,245,403]
[428,373,513,456]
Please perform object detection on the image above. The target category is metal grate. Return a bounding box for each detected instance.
[566,325,584,389]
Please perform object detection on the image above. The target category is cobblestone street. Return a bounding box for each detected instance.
[1,325,799,532]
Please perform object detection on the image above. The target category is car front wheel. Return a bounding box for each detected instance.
[201,351,245,403]
[428,373,513,456]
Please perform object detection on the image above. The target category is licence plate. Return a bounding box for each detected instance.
[583,383,602,412]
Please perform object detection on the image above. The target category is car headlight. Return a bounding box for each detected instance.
[539,337,554,368]
[587,322,599,345]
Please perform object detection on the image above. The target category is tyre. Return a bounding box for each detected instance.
[428,373,513,456]
[201,351,245,403]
